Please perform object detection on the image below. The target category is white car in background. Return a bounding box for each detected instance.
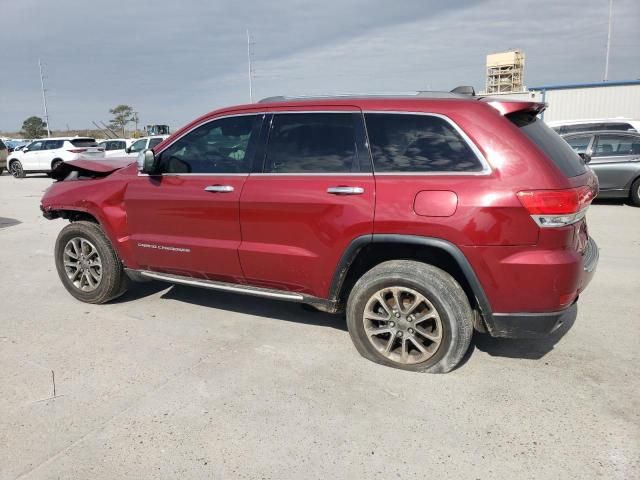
[97,138,134,158]
[124,135,169,157]
[7,137,105,178]
[547,118,640,134]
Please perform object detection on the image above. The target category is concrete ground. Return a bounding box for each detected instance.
[0,174,638,480]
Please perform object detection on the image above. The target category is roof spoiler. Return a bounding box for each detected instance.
[450,86,475,96]
[480,98,547,116]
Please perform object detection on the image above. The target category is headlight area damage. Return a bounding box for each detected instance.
[50,158,135,181]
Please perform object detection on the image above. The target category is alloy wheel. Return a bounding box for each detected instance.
[9,162,23,178]
[363,286,443,365]
[63,237,103,292]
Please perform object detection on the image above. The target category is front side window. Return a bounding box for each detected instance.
[565,135,592,154]
[264,113,364,173]
[593,135,640,157]
[129,139,147,153]
[365,113,483,173]
[158,115,256,174]
[27,141,43,152]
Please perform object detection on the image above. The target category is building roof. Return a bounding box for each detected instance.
[529,80,640,91]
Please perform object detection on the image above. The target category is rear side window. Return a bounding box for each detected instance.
[593,134,640,157]
[44,140,63,150]
[509,112,587,177]
[365,113,484,173]
[70,139,98,147]
[149,138,164,149]
[265,113,367,173]
[565,135,592,154]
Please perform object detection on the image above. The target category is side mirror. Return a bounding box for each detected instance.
[138,149,157,174]
[578,152,591,164]
[125,147,131,154]
[22,148,28,152]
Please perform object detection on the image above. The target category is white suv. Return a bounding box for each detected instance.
[124,136,169,157]
[7,137,105,178]
[97,138,134,158]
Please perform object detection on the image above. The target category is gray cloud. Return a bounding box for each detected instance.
[0,0,638,132]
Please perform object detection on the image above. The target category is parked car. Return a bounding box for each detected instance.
[4,140,29,154]
[563,130,640,206]
[97,138,134,158]
[124,135,169,157]
[7,137,104,178]
[40,92,599,373]
[548,118,640,134]
[0,139,7,174]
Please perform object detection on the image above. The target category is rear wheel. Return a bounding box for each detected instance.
[9,160,25,178]
[630,177,640,207]
[51,159,63,171]
[346,260,473,373]
[54,221,128,304]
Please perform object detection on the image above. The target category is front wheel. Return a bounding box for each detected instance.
[9,160,25,178]
[346,260,473,373]
[54,221,128,304]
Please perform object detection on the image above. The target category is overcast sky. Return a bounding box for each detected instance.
[1,0,638,132]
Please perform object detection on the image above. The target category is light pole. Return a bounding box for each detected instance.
[604,0,613,81]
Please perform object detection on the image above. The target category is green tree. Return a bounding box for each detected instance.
[109,105,134,136]
[21,116,48,138]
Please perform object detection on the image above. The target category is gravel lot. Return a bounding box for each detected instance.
[0,174,638,480]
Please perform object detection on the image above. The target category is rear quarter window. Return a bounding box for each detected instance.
[509,112,587,177]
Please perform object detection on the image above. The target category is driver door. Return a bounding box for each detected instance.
[21,141,44,170]
[124,113,263,282]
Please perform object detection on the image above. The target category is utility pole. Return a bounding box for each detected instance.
[247,29,254,103]
[38,58,51,137]
[604,0,613,81]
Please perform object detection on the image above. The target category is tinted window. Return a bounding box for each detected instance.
[565,135,592,154]
[149,138,164,149]
[603,123,634,131]
[44,140,63,150]
[70,139,97,147]
[265,113,364,173]
[365,113,483,173]
[159,115,256,174]
[593,135,640,157]
[509,113,587,177]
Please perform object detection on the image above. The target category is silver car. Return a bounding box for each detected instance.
[563,130,640,206]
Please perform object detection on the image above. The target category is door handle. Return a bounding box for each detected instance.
[204,185,234,193]
[327,186,364,195]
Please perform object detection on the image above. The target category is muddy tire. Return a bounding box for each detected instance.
[54,221,128,304]
[346,260,473,373]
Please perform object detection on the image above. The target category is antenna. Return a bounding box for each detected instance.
[246,29,255,103]
[604,0,613,81]
[38,58,51,137]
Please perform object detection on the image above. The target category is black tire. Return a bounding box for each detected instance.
[346,260,473,373]
[51,159,63,171]
[54,221,128,304]
[9,160,25,178]
[630,177,640,207]
[0,167,4,175]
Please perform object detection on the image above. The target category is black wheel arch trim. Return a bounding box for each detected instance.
[329,234,495,328]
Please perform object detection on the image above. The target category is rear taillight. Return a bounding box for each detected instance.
[67,148,87,153]
[517,183,597,228]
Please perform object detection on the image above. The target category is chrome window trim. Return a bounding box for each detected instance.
[250,172,373,177]
[362,110,492,175]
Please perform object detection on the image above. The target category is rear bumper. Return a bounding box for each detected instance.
[489,302,577,338]
[484,237,598,338]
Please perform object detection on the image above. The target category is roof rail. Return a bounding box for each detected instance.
[257,88,477,103]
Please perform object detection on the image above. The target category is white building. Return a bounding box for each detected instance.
[486,80,640,123]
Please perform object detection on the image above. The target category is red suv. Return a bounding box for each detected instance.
[40,91,599,373]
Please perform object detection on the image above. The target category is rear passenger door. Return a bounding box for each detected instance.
[238,110,374,298]
[590,134,640,191]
